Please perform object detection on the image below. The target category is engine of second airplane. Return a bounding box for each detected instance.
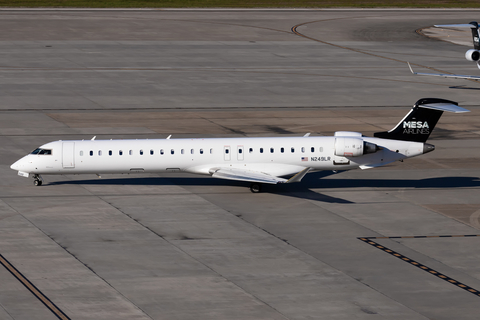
[465,49,480,61]
[334,137,378,157]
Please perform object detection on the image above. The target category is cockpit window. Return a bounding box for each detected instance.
[31,148,52,155]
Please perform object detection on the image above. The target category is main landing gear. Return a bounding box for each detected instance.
[250,183,262,193]
[33,174,43,186]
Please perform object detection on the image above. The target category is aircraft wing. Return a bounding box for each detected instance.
[408,62,480,80]
[210,167,288,184]
[210,167,313,185]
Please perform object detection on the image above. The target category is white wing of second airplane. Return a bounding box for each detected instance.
[408,62,480,80]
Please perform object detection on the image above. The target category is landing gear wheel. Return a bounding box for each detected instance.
[33,174,43,186]
[250,183,261,193]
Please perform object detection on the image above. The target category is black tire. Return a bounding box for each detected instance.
[250,183,261,193]
[34,179,40,186]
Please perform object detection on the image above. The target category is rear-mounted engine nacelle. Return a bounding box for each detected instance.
[465,49,480,61]
[334,137,378,157]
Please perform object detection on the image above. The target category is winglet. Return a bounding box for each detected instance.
[91,136,96,141]
[407,62,415,74]
[303,133,311,137]
[166,135,171,140]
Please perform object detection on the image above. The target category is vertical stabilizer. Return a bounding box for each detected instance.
[469,21,480,50]
[374,98,468,142]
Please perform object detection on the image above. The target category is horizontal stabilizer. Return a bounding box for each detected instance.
[435,24,478,29]
[210,167,287,184]
[419,102,470,113]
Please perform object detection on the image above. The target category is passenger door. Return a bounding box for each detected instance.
[62,142,75,168]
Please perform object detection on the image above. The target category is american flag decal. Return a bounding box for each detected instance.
[301,157,308,161]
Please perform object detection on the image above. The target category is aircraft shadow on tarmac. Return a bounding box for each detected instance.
[48,171,480,204]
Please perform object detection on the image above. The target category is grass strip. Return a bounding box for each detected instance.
[1,0,480,8]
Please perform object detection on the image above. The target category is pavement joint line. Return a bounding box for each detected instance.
[358,235,480,298]
[0,253,70,320]
[99,196,290,320]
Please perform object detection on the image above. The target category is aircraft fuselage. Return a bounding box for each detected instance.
[11,135,424,178]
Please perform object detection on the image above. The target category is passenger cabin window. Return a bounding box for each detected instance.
[171,149,174,155]
[270,148,274,153]
[260,148,264,154]
[160,149,164,155]
[281,147,284,153]
[80,151,84,156]
[210,148,213,154]
[249,148,253,153]
[200,149,204,154]
[225,149,229,154]
[238,149,242,154]
[109,150,112,156]
[150,150,154,155]
[181,149,185,155]
[129,150,133,155]
[140,150,144,155]
[191,149,194,154]
[291,147,295,153]
[98,150,102,156]
[320,147,323,152]
[119,150,123,156]
[311,147,315,152]
[90,150,93,156]
[301,147,305,153]
[31,148,52,155]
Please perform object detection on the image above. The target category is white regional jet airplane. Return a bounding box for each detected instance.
[11,98,468,192]
[410,21,480,80]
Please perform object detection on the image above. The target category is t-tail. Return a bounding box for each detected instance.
[467,21,480,65]
[374,98,469,143]
[408,22,480,79]
[435,21,480,68]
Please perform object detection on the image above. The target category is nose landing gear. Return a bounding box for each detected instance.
[33,174,43,186]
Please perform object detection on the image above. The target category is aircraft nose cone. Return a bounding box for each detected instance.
[10,160,20,171]
[423,143,435,154]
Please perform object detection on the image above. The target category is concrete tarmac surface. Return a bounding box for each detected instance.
[2,9,480,320]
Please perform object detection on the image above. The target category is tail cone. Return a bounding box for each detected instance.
[423,143,435,154]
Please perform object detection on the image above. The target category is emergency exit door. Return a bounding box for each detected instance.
[237,146,244,161]
[224,146,231,161]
